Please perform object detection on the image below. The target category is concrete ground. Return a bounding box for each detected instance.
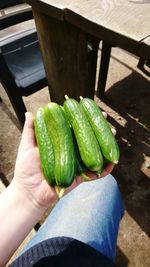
[0,19,150,266]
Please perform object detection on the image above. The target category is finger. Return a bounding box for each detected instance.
[102,112,116,135]
[64,176,83,195]
[111,127,116,136]
[19,112,36,151]
[102,111,107,118]
[98,163,114,178]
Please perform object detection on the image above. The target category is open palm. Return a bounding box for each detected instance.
[13,112,114,210]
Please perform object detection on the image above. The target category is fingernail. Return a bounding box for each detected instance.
[25,112,31,122]
[25,112,28,119]
[25,112,30,118]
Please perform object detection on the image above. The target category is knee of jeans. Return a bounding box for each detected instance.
[77,174,119,199]
[101,174,118,192]
[101,174,125,217]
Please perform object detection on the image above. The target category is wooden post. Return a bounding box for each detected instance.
[96,41,112,99]
[32,9,99,104]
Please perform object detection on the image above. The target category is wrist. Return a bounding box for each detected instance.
[0,181,46,265]
[10,179,47,215]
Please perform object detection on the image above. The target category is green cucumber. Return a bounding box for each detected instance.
[44,102,76,187]
[72,131,91,181]
[34,107,55,185]
[80,98,119,164]
[63,97,103,173]
[72,130,86,175]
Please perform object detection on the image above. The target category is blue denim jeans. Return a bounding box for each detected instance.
[23,175,124,261]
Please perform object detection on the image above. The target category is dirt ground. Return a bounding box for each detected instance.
[0,28,150,266]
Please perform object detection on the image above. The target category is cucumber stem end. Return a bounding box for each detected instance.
[81,173,91,181]
[54,186,65,199]
[65,95,69,100]
[58,188,65,198]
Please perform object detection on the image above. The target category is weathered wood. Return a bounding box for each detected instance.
[97,42,112,99]
[137,36,150,77]
[27,0,150,56]
[26,0,150,101]
[26,0,65,20]
[138,36,150,60]
[32,9,99,103]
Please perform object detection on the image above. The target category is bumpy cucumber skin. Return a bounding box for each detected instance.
[80,98,119,163]
[44,102,76,187]
[34,108,55,185]
[63,98,103,173]
[72,130,86,175]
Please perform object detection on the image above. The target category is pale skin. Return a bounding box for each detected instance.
[0,112,115,266]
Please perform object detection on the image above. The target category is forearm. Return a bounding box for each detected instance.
[0,181,46,266]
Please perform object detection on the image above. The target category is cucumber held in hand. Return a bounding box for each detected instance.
[64,96,103,173]
[80,98,119,164]
[72,129,87,175]
[34,107,55,186]
[44,102,76,188]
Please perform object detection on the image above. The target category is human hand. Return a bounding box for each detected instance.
[0,111,115,266]
[13,112,57,211]
[13,111,115,209]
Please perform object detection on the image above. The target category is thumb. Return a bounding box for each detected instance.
[19,112,36,152]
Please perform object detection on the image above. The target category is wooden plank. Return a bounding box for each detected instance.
[26,0,65,20]
[32,9,99,104]
[70,0,150,41]
[138,36,150,60]
[27,0,150,42]
[65,9,139,56]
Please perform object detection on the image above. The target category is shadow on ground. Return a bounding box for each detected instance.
[99,70,150,266]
